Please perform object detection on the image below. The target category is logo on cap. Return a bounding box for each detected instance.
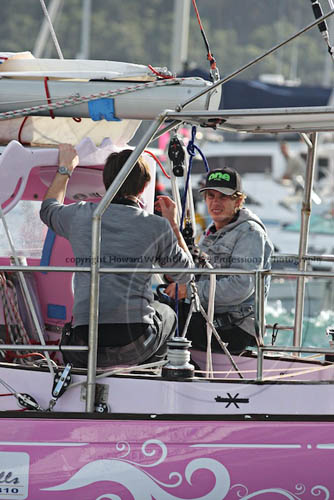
[208,172,231,182]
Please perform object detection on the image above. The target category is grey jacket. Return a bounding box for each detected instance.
[191,207,274,336]
[40,198,193,327]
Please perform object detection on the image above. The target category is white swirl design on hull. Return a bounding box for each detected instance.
[41,439,330,500]
[42,458,230,499]
[231,483,330,499]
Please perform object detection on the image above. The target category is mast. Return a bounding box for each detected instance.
[170,0,191,75]
[77,0,92,59]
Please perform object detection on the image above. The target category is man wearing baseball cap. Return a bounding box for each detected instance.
[164,166,274,354]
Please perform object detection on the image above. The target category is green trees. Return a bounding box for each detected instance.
[0,0,331,85]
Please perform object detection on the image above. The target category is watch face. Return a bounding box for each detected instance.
[58,166,71,176]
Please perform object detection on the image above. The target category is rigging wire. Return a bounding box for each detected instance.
[191,0,220,82]
[38,0,64,59]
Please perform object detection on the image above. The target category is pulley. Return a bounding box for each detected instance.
[168,135,186,177]
[48,363,72,411]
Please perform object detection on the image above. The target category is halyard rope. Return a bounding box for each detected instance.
[191,0,219,82]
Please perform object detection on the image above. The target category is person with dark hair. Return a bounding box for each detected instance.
[103,149,151,199]
[40,144,193,368]
[164,167,274,354]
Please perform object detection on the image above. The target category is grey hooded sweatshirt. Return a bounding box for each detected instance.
[190,207,274,336]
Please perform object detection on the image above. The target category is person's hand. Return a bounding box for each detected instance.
[154,195,190,255]
[165,282,187,300]
[58,144,79,174]
[154,195,178,227]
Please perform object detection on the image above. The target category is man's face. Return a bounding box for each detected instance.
[205,189,240,229]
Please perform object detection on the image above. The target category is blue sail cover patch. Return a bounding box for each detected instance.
[88,98,120,121]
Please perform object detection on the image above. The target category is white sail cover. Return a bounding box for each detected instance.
[0,52,221,145]
[0,52,145,145]
[0,51,161,81]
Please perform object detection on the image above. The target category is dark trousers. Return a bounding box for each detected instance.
[61,301,177,368]
[177,302,256,355]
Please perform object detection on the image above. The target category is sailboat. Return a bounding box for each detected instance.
[0,2,334,499]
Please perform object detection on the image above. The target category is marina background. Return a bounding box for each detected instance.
[1,0,334,86]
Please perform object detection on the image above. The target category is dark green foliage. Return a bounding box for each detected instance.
[0,0,332,84]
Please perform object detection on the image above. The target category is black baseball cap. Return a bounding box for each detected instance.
[199,167,242,196]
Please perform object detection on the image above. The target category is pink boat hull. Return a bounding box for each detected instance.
[0,415,333,499]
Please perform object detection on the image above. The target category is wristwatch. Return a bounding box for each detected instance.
[57,165,72,178]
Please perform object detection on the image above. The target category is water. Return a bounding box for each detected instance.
[265,300,334,350]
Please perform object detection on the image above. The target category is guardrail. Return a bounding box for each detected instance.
[1,263,334,404]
